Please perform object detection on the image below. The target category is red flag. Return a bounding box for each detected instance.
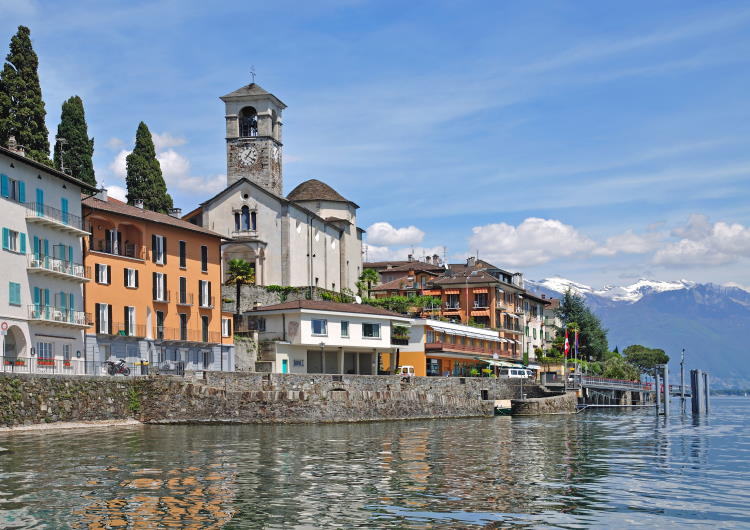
[564,329,570,357]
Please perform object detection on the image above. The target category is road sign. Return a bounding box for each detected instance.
[0,321,7,331]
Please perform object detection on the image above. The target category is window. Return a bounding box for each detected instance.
[179,240,186,268]
[95,264,111,284]
[36,341,53,360]
[311,319,327,336]
[124,268,138,288]
[63,344,71,361]
[2,228,24,253]
[179,277,187,304]
[241,206,250,230]
[156,310,165,339]
[153,272,167,301]
[199,280,212,307]
[340,321,349,338]
[0,175,25,203]
[8,281,21,306]
[222,317,232,338]
[179,313,188,341]
[152,234,166,264]
[474,293,488,308]
[201,315,209,342]
[239,106,258,137]
[201,245,208,272]
[96,303,111,334]
[525,326,529,337]
[446,294,459,309]
[363,323,381,339]
[533,328,537,339]
[125,306,136,336]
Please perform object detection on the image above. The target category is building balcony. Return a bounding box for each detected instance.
[25,202,89,236]
[444,303,460,311]
[198,296,215,309]
[425,341,501,357]
[391,337,409,346]
[153,291,171,303]
[89,239,145,260]
[27,254,90,282]
[230,229,261,242]
[27,305,91,328]
[176,293,194,306]
[473,302,489,309]
[154,326,222,344]
[99,322,148,338]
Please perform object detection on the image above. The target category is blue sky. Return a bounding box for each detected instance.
[3,0,750,289]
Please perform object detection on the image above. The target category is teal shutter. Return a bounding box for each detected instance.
[43,289,49,318]
[33,236,39,260]
[69,293,75,311]
[33,286,40,317]
[68,245,73,263]
[18,181,25,203]
[35,188,44,216]
[0,174,8,197]
[61,197,69,224]
[2,228,8,250]
[43,239,49,267]
[19,233,26,254]
[59,291,67,310]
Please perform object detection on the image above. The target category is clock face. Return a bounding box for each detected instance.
[238,145,258,167]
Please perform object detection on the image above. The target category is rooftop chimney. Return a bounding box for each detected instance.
[95,188,108,202]
[424,256,431,264]
[433,254,440,265]
[6,136,24,156]
[467,256,476,267]
[407,254,413,262]
[168,207,182,218]
[134,199,144,209]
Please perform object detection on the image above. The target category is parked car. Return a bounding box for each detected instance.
[499,368,530,379]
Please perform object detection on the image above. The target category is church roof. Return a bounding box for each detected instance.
[287,179,359,208]
[220,83,287,108]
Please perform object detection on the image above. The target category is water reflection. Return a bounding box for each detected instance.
[0,398,748,528]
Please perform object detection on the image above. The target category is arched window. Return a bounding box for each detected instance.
[241,206,250,230]
[239,107,258,137]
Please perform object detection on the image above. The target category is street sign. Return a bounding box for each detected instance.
[0,321,7,331]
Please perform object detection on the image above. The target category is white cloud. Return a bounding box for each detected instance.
[468,218,597,267]
[151,132,187,151]
[364,244,444,263]
[106,137,124,150]
[653,215,750,266]
[105,184,127,202]
[109,149,130,179]
[593,230,665,256]
[366,222,425,246]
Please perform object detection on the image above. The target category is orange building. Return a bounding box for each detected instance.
[82,192,233,372]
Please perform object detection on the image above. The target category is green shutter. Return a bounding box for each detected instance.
[2,228,8,250]
[18,181,25,203]
[19,233,26,254]
[0,174,8,198]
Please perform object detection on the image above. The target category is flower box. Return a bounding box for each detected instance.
[37,359,55,367]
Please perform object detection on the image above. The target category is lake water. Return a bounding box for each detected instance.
[0,397,748,528]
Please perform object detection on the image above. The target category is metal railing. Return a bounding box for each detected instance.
[27,305,90,326]
[25,202,84,230]
[27,254,89,279]
[473,301,489,309]
[176,292,194,306]
[581,375,653,391]
[153,291,171,303]
[155,326,221,344]
[101,322,148,338]
[89,238,144,259]
[198,296,215,309]
[0,355,160,377]
[391,337,409,345]
[444,303,460,310]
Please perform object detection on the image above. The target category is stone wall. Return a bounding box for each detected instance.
[511,391,578,416]
[222,285,352,314]
[0,373,136,427]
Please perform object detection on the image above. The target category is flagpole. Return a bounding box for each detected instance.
[563,327,569,391]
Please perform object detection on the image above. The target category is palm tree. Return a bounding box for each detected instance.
[359,268,379,297]
[225,259,255,315]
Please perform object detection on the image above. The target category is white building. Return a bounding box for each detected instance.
[522,292,548,362]
[249,300,410,374]
[184,83,363,292]
[0,143,97,371]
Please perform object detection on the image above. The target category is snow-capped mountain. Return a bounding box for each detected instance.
[526,277,696,303]
[525,277,750,389]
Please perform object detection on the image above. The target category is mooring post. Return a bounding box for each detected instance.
[680,348,685,413]
[655,371,661,415]
[691,369,706,415]
[703,372,710,414]
[662,364,670,418]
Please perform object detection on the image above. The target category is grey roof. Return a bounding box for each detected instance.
[0,145,98,192]
[287,179,359,207]
[220,83,287,109]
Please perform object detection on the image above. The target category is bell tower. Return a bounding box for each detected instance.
[221,83,286,195]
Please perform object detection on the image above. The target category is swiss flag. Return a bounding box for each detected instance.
[564,329,570,357]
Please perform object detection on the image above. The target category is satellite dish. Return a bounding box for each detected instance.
[355,295,362,304]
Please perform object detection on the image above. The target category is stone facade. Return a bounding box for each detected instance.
[511,391,578,415]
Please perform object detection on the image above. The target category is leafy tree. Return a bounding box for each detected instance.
[0,26,50,164]
[601,355,640,380]
[53,95,95,185]
[125,122,173,212]
[623,344,669,376]
[556,289,609,362]
[224,259,255,315]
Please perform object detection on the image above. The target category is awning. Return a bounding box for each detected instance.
[444,289,460,295]
[473,288,488,294]
[508,314,519,320]
[527,364,540,370]
[430,325,502,342]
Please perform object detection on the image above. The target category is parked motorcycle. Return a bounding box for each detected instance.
[106,359,131,376]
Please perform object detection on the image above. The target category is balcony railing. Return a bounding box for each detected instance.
[391,337,409,346]
[155,326,221,344]
[198,296,215,309]
[27,305,90,327]
[425,341,501,356]
[89,239,144,260]
[231,229,260,240]
[27,254,89,280]
[444,303,460,310]
[25,202,86,232]
[153,290,171,303]
[176,292,194,306]
[473,301,489,309]
[100,322,148,338]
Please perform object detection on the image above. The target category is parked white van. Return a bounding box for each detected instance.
[398,365,415,377]
[499,368,530,379]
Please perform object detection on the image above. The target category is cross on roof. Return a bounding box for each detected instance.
[250,65,256,83]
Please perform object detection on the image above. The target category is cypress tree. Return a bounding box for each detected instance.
[0,26,50,165]
[53,96,95,185]
[125,121,173,213]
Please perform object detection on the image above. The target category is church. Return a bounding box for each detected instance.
[183,83,364,292]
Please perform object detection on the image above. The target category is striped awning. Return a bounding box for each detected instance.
[472,288,488,294]
[444,289,460,295]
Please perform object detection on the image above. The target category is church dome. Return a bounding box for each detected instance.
[287,179,356,205]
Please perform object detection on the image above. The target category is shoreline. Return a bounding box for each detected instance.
[0,418,142,434]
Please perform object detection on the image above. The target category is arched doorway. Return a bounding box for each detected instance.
[3,326,27,358]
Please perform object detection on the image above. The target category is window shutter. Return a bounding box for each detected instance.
[152,234,157,262]
[163,274,168,299]
[124,268,129,286]
[152,272,157,300]
[43,239,48,258]
[18,181,25,203]
[95,263,100,281]
[19,233,26,254]
[33,236,39,259]
[107,305,113,334]
[135,270,139,288]
[69,293,74,311]
[208,281,212,305]
[60,291,67,310]
[95,303,101,332]
[162,237,167,264]
[2,227,8,250]
[107,265,111,284]
[0,174,8,197]
[68,245,73,263]
[124,306,129,335]
[198,280,203,306]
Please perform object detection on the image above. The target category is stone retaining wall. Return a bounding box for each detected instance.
[511,391,578,416]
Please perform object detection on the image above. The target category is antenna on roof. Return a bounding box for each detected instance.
[250,65,256,84]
